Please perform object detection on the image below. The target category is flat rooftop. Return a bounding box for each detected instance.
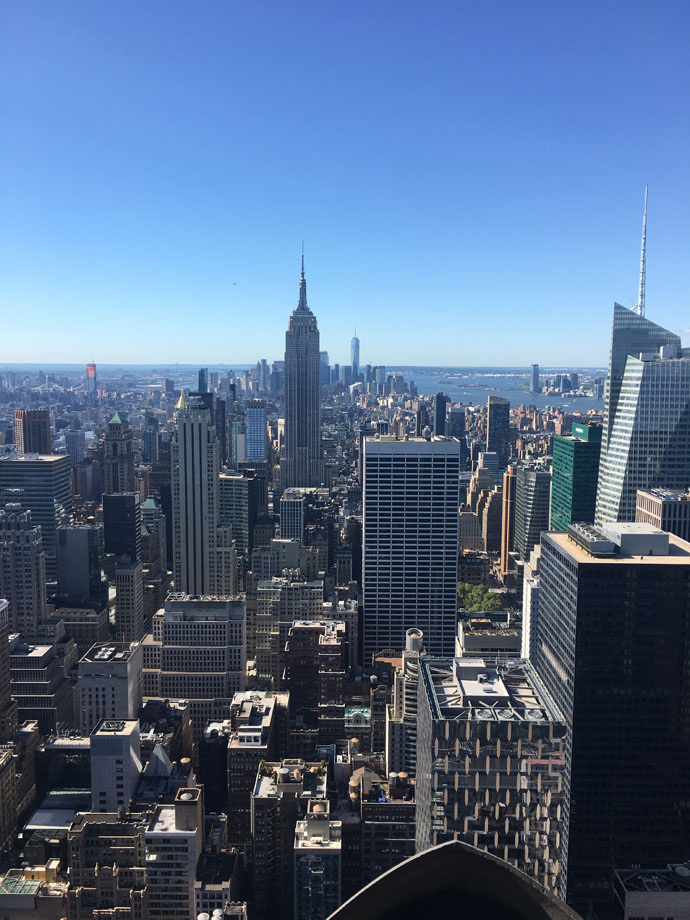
[549,528,690,564]
[81,642,138,664]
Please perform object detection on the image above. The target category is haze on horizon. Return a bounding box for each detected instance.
[2,0,689,366]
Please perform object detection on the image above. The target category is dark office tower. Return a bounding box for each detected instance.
[65,428,86,466]
[415,405,429,437]
[499,465,517,578]
[85,362,98,405]
[0,600,18,741]
[550,423,602,531]
[102,493,141,564]
[0,505,47,636]
[57,524,107,609]
[595,305,690,524]
[215,395,227,466]
[514,465,551,562]
[0,454,72,581]
[351,332,360,378]
[486,396,510,470]
[530,364,540,394]
[534,524,690,909]
[320,351,330,386]
[198,367,208,393]
[362,436,461,659]
[246,400,267,462]
[446,406,464,439]
[103,413,135,494]
[163,377,175,397]
[14,409,52,456]
[432,393,448,436]
[281,255,323,489]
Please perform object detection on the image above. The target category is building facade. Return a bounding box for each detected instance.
[550,422,602,531]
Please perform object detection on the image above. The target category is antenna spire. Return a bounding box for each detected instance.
[301,241,305,277]
[636,185,648,316]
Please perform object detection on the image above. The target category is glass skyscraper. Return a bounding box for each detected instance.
[595,303,690,525]
[550,422,602,531]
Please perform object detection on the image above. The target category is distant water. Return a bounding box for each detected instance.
[404,369,606,413]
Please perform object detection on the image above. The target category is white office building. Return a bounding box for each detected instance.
[78,641,142,734]
[90,719,142,813]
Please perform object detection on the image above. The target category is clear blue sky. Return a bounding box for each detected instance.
[2,0,689,367]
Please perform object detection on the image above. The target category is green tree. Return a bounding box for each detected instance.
[457,582,503,612]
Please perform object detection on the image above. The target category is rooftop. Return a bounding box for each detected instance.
[553,526,690,564]
[80,641,138,664]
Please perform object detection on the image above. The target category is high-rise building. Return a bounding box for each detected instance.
[0,504,47,636]
[0,454,72,580]
[281,257,323,489]
[595,303,689,525]
[102,492,141,564]
[432,392,448,436]
[57,524,107,608]
[550,422,602,531]
[499,465,517,578]
[530,363,540,394]
[10,640,74,735]
[172,393,234,595]
[142,594,246,742]
[103,413,135,494]
[514,464,551,561]
[0,600,18,741]
[85,362,98,404]
[115,560,145,642]
[350,333,360,378]
[280,489,305,542]
[14,409,52,456]
[636,488,690,542]
[78,641,143,734]
[294,800,342,920]
[362,436,461,659]
[385,627,426,774]
[416,657,565,898]
[246,399,268,461]
[65,428,86,466]
[90,719,142,812]
[486,396,510,470]
[320,351,330,387]
[198,367,209,393]
[534,523,690,907]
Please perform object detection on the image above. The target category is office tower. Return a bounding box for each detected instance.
[246,399,268,461]
[499,465,517,577]
[283,621,346,742]
[254,578,324,684]
[636,488,690,542]
[280,488,305,541]
[481,485,503,553]
[477,450,499,484]
[416,657,565,897]
[281,256,323,489]
[414,405,429,437]
[90,719,142,812]
[530,363,540,393]
[550,422,602,531]
[172,393,234,595]
[65,427,86,466]
[432,392,448,436]
[145,787,204,920]
[252,758,328,920]
[115,561,145,642]
[78,641,143,734]
[0,750,17,854]
[320,351,330,386]
[0,600,18,741]
[362,436,461,659]
[521,546,541,659]
[103,412,135,494]
[385,628,426,774]
[514,465,551,561]
[215,394,227,466]
[198,367,208,393]
[350,332,360,378]
[10,640,74,735]
[220,472,252,561]
[534,523,690,907]
[486,396,510,469]
[141,496,167,574]
[294,799,342,920]
[0,505,47,636]
[143,416,160,463]
[14,409,52,455]
[85,362,98,404]
[102,492,141,563]
[446,405,466,439]
[142,595,246,742]
[0,454,72,580]
[594,308,690,523]
[57,524,107,608]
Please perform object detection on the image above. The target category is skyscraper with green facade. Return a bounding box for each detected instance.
[550,422,602,531]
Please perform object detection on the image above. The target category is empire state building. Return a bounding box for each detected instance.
[281,257,324,488]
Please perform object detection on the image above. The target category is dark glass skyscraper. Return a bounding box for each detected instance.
[432,392,448,436]
[514,464,551,561]
[281,258,323,488]
[486,395,510,469]
[550,422,602,531]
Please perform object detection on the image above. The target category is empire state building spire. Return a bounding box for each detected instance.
[295,243,311,314]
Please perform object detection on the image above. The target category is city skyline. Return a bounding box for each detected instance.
[2,1,689,365]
